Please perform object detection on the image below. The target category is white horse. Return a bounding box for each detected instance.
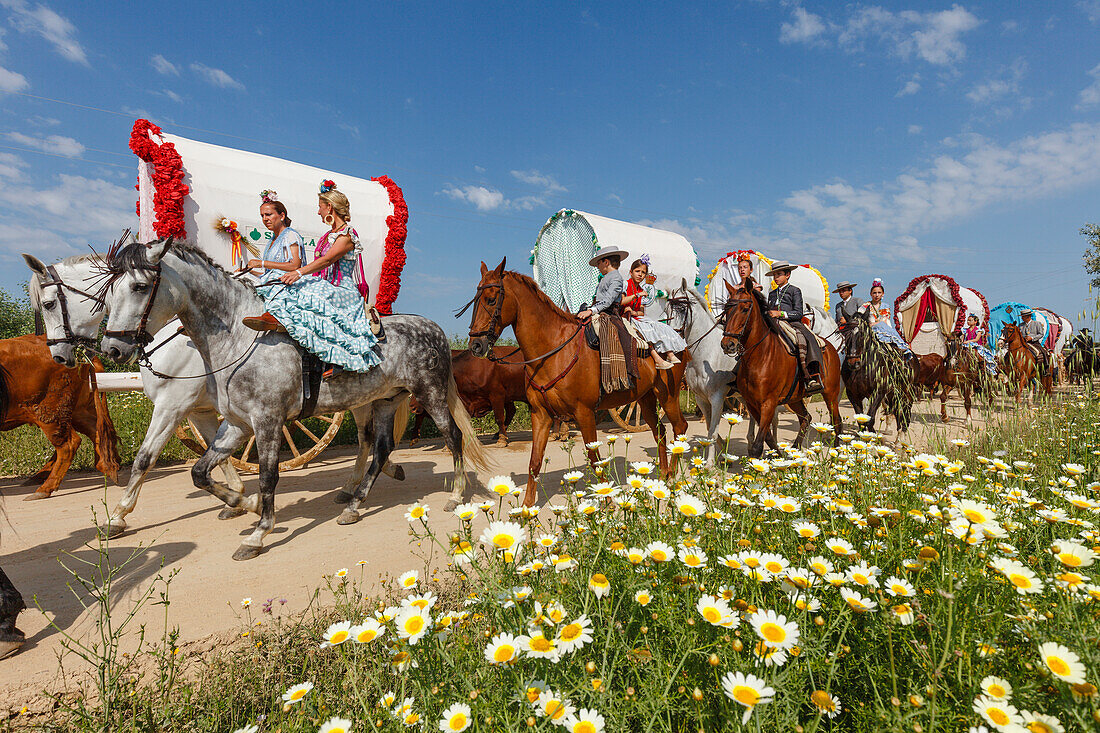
[24,252,404,538]
[98,239,489,560]
[665,281,842,460]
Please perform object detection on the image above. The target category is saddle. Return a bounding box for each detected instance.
[772,318,826,359]
[299,349,324,419]
[586,312,644,393]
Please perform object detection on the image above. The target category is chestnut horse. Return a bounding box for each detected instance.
[0,335,120,499]
[1000,322,1053,403]
[466,260,687,506]
[720,279,843,456]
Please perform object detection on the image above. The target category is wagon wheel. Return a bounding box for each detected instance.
[174,412,347,473]
[609,402,659,433]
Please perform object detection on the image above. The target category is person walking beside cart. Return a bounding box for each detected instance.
[765,261,823,394]
[244,179,382,379]
[621,255,685,370]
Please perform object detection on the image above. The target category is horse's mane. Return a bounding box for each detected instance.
[106,240,257,298]
[504,271,572,321]
[745,285,782,333]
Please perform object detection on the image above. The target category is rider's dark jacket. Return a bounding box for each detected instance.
[768,283,804,322]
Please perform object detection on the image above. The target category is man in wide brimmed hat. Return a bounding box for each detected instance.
[1019,308,1049,369]
[577,245,628,321]
[832,280,862,326]
[765,261,823,393]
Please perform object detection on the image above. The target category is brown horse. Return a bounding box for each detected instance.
[939,335,996,422]
[1000,322,1053,403]
[0,335,120,499]
[720,279,843,456]
[466,260,688,506]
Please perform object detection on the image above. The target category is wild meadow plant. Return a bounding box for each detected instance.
[20,400,1100,733]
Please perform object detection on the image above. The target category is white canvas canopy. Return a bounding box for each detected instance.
[131,120,406,313]
[704,250,830,317]
[531,209,699,318]
[893,274,976,356]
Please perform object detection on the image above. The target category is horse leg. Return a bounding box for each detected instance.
[500,401,516,446]
[25,423,76,500]
[962,382,973,424]
[182,410,250,521]
[409,410,425,446]
[939,383,951,422]
[233,425,280,561]
[339,403,401,525]
[335,405,374,505]
[788,398,811,448]
[866,390,885,434]
[575,405,602,470]
[493,396,509,446]
[525,407,554,506]
[751,400,778,458]
[0,566,25,660]
[191,421,258,515]
[21,450,58,486]
[702,387,722,463]
[422,391,468,512]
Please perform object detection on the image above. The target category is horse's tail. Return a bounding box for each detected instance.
[392,392,411,445]
[89,359,122,484]
[447,375,494,471]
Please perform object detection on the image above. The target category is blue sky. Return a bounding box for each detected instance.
[1,0,1099,332]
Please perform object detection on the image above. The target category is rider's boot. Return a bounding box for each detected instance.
[801,348,823,394]
[242,312,287,333]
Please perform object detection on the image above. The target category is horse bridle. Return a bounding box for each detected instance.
[102,263,162,347]
[39,264,106,349]
[456,279,506,353]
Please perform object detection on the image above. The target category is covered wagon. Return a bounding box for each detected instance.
[116,119,408,470]
[704,250,830,318]
[893,274,989,357]
[988,302,1049,351]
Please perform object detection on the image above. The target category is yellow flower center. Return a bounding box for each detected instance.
[544,700,566,720]
[652,551,667,561]
[680,505,698,516]
[493,644,514,662]
[853,573,869,585]
[1046,656,1070,677]
[685,556,701,567]
[329,630,348,644]
[703,607,722,623]
[530,636,553,652]
[1027,722,1053,733]
[404,616,424,634]
[525,688,541,704]
[811,691,836,711]
[988,683,1006,698]
[357,629,377,643]
[799,528,814,537]
[963,509,985,523]
[448,714,468,731]
[1008,573,1032,589]
[637,594,650,604]
[733,686,759,707]
[987,708,1009,726]
[1059,553,1081,567]
[411,507,424,518]
[891,584,908,596]
[574,722,596,733]
[591,574,608,588]
[561,623,582,642]
[761,623,786,643]
[493,533,515,549]
[765,562,783,573]
[289,689,307,701]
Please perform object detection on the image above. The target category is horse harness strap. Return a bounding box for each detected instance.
[103,263,162,346]
[299,349,324,419]
[40,264,105,348]
[526,346,582,394]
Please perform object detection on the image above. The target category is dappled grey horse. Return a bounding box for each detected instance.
[99,239,489,560]
[24,253,404,538]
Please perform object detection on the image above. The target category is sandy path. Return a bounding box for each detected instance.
[0,397,982,706]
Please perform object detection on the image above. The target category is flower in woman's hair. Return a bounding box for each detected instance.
[319,178,336,193]
[260,189,278,203]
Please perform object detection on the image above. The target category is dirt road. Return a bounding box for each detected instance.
[0,399,978,707]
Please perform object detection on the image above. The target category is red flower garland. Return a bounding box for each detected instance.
[130,119,189,239]
[370,175,407,315]
[893,274,966,335]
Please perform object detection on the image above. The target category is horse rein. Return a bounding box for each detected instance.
[102,263,162,347]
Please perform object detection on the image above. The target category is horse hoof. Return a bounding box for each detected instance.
[0,639,24,661]
[443,498,460,512]
[218,506,247,520]
[337,509,360,525]
[232,544,263,561]
[391,465,406,481]
[940,416,949,423]
[24,491,51,501]
[333,491,354,505]
[496,436,509,447]
[98,521,127,539]
[409,438,419,447]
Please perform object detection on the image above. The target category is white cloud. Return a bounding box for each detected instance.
[896,75,921,97]
[908,124,923,135]
[0,61,26,91]
[6,131,83,157]
[789,3,981,66]
[644,122,1100,270]
[0,151,26,178]
[1,0,87,65]
[1078,63,1100,109]
[966,58,1027,105]
[190,62,244,90]
[1079,1,1100,23]
[161,89,182,103]
[779,7,826,45]
[150,54,179,76]
[510,169,566,192]
[0,173,135,262]
[442,185,505,211]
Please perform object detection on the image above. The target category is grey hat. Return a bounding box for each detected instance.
[765,260,797,277]
[1020,308,1034,316]
[589,246,629,267]
[832,280,857,293]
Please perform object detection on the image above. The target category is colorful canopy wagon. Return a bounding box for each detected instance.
[531,209,700,430]
[97,119,409,471]
[892,274,989,357]
[987,302,1073,355]
[704,250,830,318]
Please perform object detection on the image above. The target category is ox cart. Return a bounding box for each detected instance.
[531,209,700,431]
[95,120,408,472]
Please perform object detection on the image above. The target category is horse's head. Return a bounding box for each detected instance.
[100,238,175,364]
[465,258,514,359]
[720,278,757,355]
[24,253,108,367]
[661,277,695,339]
[841,310,871,366]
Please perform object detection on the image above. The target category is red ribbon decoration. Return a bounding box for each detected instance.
[371,175,408,316]
[130,119,189,240]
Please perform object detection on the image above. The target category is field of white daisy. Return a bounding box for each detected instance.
[8,398,1100,733]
